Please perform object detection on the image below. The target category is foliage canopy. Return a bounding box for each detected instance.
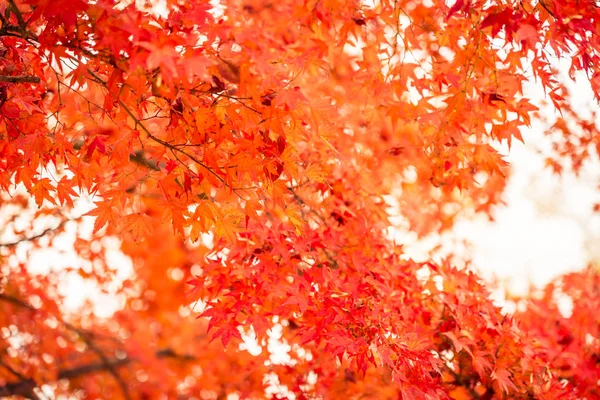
[1,0,599,398]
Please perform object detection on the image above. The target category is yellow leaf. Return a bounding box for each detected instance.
[214,214,241,242]
[285,204,304,234]
[125,213,154,241]
[303,163,327,183]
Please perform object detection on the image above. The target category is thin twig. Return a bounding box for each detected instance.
[85,69,225,182]
[83,67,256,199]
[0,221,65,248]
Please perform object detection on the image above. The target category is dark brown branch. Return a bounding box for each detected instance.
[0,379,40,400]
[0,348,196,396]
[57,348,196,380]
[445,365,481,400]
[0,356,40,399]
[56,359,129,380]
[129,150,162,171]
[0,292,33,309]
[0,1,38,43]
[0,75,41,83]
[537,0,556,17]
[0,293,195,397]
[156,347,196,361]
[0,292,132,399]
[68,324,133,400]
[0,221,65,248]
[7,0,26,27]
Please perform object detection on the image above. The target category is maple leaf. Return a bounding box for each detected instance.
[86,136,106,158]
[442,331,468,356]
[284,204,304,234]
[14,97,44,115]
[447,0,467,19]
[138,41,179,78]
[491,369,518,394]
[31,178,57,207]
[212,323,242,348]
[165,205,186,236]
[188,200,215,241]
[480,9,513,38]
[56,177,78,207]
[472,352,493,377]
[303,163,327,183]
[85,201,117,234]
[213,212,242,243]
[125,212,154,241]
[515,24,538,49]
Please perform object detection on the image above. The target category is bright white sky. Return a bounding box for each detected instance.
[382,57,598,305]
[453,56,600,295]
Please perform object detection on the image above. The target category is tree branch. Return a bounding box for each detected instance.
[7,0,26,27]
[0,221,65,248]
[0,348,195,397]
[0,379,40,400]
[445,365,481,400]
[57,348,196,380]
[0,75,41,83]
[537,0,556,17]
[0,293,195,397]
[0,292,132,399]
[0,358,41,400]
[0,292,33,309]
